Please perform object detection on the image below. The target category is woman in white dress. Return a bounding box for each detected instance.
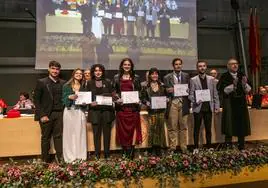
[62,68,87,163]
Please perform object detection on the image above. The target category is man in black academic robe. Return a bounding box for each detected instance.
[217,58,251,150]
[79,0,93,35]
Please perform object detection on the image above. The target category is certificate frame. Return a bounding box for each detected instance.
[121,91,139,104]
[96,95,113,106]
[195,89,211,102]
[115,12,123,18]
[105,12,112,19]
[151,96,167,109]
[174,84,189,97]
[75,91,92,105]
[98,10,105,17]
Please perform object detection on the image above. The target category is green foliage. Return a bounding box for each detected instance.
[1,146,268,187]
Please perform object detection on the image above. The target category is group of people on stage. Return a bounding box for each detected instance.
[46,0,182,40]
[33,57,252,163]
[96,0,173,39]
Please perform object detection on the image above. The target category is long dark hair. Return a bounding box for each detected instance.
[65,68,83,87]
[148,67,161,86]
[119,58,135,79]
[90,64,106,80]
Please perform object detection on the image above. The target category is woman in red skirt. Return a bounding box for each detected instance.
[112,58,142,159]
[112,0,124,36]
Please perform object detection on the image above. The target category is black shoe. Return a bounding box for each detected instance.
[238,144,245,151]
[95,154,100,160]
[104,153,110,159]
[129,146,135,160]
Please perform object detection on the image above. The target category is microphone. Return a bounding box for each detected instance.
[24,8,36,22]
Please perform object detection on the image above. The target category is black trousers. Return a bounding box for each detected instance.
[103,23,112,35]
[39,111,63,162]
[146,24,155,38]
[82,19,92,35]
[92,112,112,157]
[193,111,212,148]
[225,135,245,149]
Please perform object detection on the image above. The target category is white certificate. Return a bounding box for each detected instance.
[115,12,123,18]
[137,11,144,17]
[121,91,139,104]
[127,16,136,21]
[146,15,153,21]
[98,10,105,17]
[75,92,92,105]
[174,84,189,96]
[105,12,112,19]
[195,89,211,102]
[96,96,113,106]
[151,96,167,109]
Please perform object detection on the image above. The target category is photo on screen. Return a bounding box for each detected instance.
[36,0,197,70]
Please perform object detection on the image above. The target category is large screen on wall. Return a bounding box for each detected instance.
[36,0,197,70]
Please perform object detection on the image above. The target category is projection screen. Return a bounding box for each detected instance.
[36,0,197,70]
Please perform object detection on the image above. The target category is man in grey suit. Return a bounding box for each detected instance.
[189,61,220,149]
[164,58,191,152]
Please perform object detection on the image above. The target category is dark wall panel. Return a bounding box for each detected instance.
[0,28,35,57]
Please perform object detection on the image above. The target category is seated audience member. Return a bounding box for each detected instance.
[265,85,268,93]
[13,92,34,109]
[0,98,8,114]
[246,93,253,106]
[252,86,268,109]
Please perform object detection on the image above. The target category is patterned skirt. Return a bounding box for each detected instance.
[148,112,167,148]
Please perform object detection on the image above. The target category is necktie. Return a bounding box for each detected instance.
[176,73,180,84]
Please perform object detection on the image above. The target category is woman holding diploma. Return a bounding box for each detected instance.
[141,68,167,156]
[112,58,142,159]
[62,68,87,163]
[86,64,115,159]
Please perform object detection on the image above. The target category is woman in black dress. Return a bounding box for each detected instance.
[86,64,115,159]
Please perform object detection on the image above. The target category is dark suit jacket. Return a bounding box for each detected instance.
[163,71,191,116]
[86,78,115,124]
[33,77,65,121]
[79,3,93,21]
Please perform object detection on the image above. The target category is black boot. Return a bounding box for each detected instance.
[104,153,110,159]
[122,148,128,158]
[129,146,135,160]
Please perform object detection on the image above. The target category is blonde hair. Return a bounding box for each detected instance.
[66,68,83,88]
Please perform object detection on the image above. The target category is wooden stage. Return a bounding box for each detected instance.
[93,165,268,188]
[0,109,268,158]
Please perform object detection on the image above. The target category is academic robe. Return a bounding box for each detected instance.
[217,72,251,137]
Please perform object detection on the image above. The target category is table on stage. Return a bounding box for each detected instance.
[0,109,268,157]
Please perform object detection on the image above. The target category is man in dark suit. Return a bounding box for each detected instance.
[164,58,191,152]
[189,61,220,149]
[34,61,66,163]
[79,0,93,35]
